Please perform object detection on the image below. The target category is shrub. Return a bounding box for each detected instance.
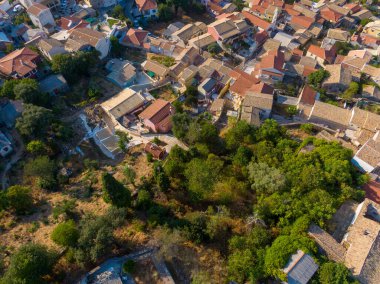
[51,220,79,247]
[122,259,135,274]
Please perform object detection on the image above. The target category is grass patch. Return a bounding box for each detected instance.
[107,18,119,27]
[151,55,176,67]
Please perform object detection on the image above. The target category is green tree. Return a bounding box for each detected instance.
[122,259,136,274]
[14,79,47,106]
[319,262,358,284]
[5,185,33,215]
[158,3,174,21]
[24,156,57,190]
[172,112,191,140]
[123,166,136,185]
[184,85,198,106]
[16,104,53,140]
[1,244,56,284]
[116,130,131,152]
[248,162,286,197]
[101,173,131,207]
[110,35,123,57]
[111,4,126,20]
[360,18,373,26]
[308,69,330,88]
[0,79,19,98]
[264,235,317,280]
[51,220,79,247]
[207,43,221,55]
[300,123,314,134]
[26,140,46,155]
[227,249,255,283]
[286,105,298,117]
[342,82,359,101]
[136,189,151,209]
[224,120,255,150]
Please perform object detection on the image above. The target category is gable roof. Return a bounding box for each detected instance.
[307,44,336,63]
[101,88,145,119]
[135,0,157,11]
[69,28,105,47]
[351,107,380,132]
[298,84,317,106]
[260,49,285,72]
[27,3,48,16]
[308,101,351,128]
[0,47,39,77]
[324,64,352,86]
[327,28,350,41]
[37,38,64,52]
[290,15,314,29]
[122,28,149,47]
[142,60,169,77]
[283,250,319,284]
[139,99,172,124]
[242,10,271,30]
[321,7,344,23]
[243,91,274,110]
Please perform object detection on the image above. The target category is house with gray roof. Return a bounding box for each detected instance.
[283,250,319,284]
[39,74,68,95]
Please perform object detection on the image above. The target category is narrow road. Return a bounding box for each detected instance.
[1,130,24,190]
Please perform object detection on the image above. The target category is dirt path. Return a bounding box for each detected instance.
[1,130,24,191]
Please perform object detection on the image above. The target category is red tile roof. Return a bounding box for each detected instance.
[27,3,48,16]
[299,84,317,105]
[242,11,271,30]
[139,99,172,124]
[321,7,344,23]
[57,16,89,31]
[290,15,314,29]
[123,28,149,47]
[135,0,157,11]
[229,69,260,96]
[344,3,361,13]
[0,47,39,77]
[364,180,380,204]
[307,44,336,63]
[249,82,274,94]
[260,49,285,72]
[284,4,301,16]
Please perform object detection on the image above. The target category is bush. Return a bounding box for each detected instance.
[5,185,33,215]
[136,189,151,210]
[51,220,79,247]
[300,123,314,134]
[122,259,135,274]
[26,140,46,155]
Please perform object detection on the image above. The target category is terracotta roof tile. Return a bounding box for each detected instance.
[0,47,39,77]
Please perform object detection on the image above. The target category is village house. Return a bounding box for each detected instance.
[141,60,170,81]
[322,64,352,95]
[121,28,149,49]
[105,59,137,88]
[57,16,90,32]
[362,85,380,101]
[0,99,23,129]
[171,22,207,43]
[207,18,250,44]
[27,3,55,33]
[256,48,285,83]
[209,98,226,117]
[144,142,166,159]
[326,28,350,42]
[242,91,274,120]
[37,38,67,60]
[178,65,198,86]
[133,0,158,20]
[306,44,336,67]
[139,99,174,133]
[39,74,69,95]
[188,33,216,50]
[101,88,146,128]
[297,84,318,118]
[362,20,380,38]
[282,250,319,284]
[0,47,40,78]
[320,6,344,26]
[308,100,352,130]
[66,28,110,59]
[242,10,273,32]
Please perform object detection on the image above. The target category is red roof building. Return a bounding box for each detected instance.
[135,0,157,11]
[298,84,317,106]
[121,28,149,48]
[0,47,40,78]
[320,7,344,25]
[306,44,336,65]
[290,15,314,29]
[57,16,89,31]
[242,10,271,31]
[139,99,174,133]
[144,142,166,160]
[258,49,285,82]
[364,180,380,204]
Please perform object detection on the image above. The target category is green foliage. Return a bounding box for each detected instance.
[1,244,57,284]
[318,262,358,284]
[136,189,151,209]
[207,43,221,55]
[74,207,127,264]
[342,82,359,100]
[110,35,123,57]
[123,166,136,185]
[115,130,131,152]
[158,4,174,21]
[172,112,191,140]
[225,120,255,150]
[24,156,57,190]
[232,0,247,10]
[184,85,199,106]
[308,69,330,88]
[111,5,126,21]
[300,123,315,134]
[51,220,79,247]
[14,79,48,106]
[360,18,373,26]
[51,51,99,83]
[0,79,19,99]
[26,140,46,155]
[286,105,298,116]
[122,259,135,274]
[52,199,77,220]
[248,162,286,197]
[5,185,33,215]
[151,55,176,67]
[13,12,32,25]
[101,173,131,207]
[335,42,355,56]
[16,104,53,140]
[264,235,317,280]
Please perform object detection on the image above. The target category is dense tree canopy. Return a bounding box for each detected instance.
[0,244,56,284]
[51,220,79,247]
[101,173,131,207]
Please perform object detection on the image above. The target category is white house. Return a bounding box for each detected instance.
[134,0,158,20]
[27,3,55,33]
[67,28,110,59]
